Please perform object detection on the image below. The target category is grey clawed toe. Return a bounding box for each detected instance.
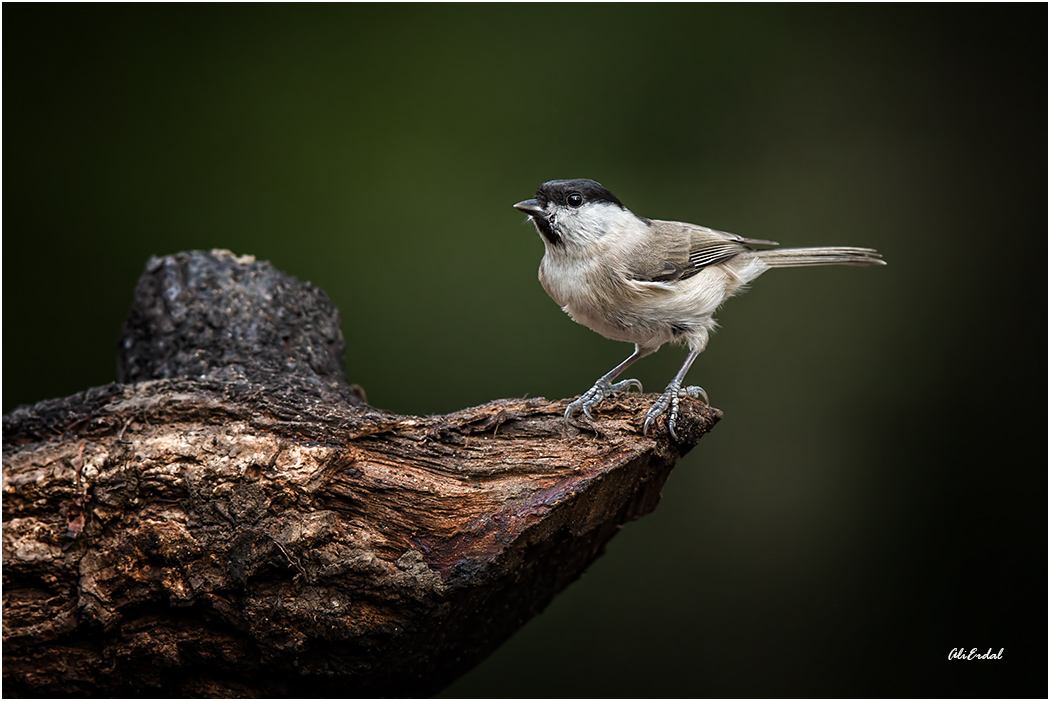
[643,383,709,441]
[564,377,644,425]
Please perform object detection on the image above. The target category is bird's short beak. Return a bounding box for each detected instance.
[513,199,546,218]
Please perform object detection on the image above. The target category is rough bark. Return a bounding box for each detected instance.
[2,249,720,697]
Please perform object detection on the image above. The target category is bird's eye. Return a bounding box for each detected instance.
[567,193,584,207]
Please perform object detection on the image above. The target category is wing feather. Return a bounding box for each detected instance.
[628,220,778,282]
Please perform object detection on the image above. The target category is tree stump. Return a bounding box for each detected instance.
[2,249,720,697]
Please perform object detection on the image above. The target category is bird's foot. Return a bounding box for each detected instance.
[643,382,709,441]
[564,377,644,426]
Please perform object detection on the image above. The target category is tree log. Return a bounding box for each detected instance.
[2,249,720,697]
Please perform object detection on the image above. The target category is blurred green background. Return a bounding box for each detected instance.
[4,4,1044,697]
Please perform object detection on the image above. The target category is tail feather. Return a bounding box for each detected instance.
[758,246,885,268]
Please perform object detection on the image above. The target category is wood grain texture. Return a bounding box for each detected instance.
[2,250,719,697]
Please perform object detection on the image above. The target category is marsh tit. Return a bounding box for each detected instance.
[513,178,885,440]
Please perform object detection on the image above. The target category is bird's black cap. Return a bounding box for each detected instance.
[535,179,625,209]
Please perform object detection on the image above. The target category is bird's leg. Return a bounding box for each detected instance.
[565,346,646,425]
[643,349,708,441]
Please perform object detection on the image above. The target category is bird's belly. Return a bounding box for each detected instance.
[539,255,737,350]
[560,269,735,350]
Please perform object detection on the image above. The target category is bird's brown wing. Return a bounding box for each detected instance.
[627,221,779,282]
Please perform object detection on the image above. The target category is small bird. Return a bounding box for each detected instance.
[513,178,885,440]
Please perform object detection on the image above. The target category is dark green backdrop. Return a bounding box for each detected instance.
[4,5,1045,697]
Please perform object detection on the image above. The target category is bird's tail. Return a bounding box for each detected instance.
[757,246,885,268]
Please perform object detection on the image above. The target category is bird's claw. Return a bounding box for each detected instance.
[643,383,708,441]
[564,377,643,426]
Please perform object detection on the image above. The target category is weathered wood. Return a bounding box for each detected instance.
[2,249,719,697]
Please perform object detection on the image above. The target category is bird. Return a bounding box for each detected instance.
[513,178,885,440]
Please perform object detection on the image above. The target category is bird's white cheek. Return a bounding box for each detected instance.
[565,206,639,247]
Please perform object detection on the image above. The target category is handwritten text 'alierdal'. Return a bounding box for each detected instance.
[948,648,1003,660]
